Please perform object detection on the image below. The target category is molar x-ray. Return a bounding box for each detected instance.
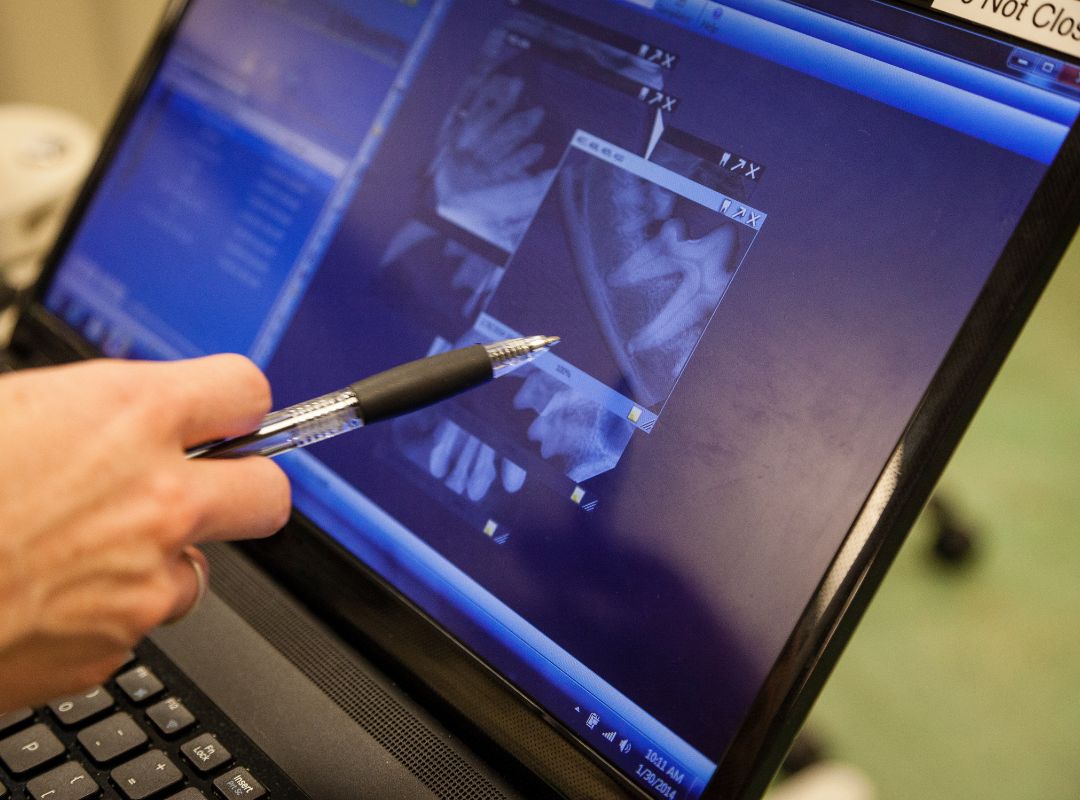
[512,367,634,484]
[432,72,556,254]
[389,336,633,495]
[476,133,764,485]
[397,8,664,257]
[558,146,742,407]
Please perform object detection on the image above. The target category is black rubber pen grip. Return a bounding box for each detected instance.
[349,344,493,424]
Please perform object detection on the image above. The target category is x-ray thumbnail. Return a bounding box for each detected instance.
[509,365,635,484]
[388,355,633,523]
[392,407,526,501]
[401,8,662,255]
[374,220,506,339]
[487,133,764,411]
[432,69,558,254]
[382,405,523,544]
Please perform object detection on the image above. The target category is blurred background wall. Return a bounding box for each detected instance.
[0,0,168,132]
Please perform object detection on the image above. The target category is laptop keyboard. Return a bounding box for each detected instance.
[0,640,305,799]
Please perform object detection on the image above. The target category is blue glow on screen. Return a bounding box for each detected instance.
[43,0,1077,797]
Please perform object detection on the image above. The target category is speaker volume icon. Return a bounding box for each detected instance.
[618,738,632,755]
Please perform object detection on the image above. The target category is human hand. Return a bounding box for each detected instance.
[0,355,290,712]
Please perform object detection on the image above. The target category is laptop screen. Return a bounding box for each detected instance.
[42,0,1079,796]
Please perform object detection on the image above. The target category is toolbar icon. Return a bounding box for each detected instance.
[618,738,632,755]
[602,730,617,742]
[1008,52,1034,71]
[586,713,600,730]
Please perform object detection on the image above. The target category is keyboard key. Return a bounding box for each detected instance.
[146,698,195,738]
[0,707,33,735]
[213,767,266,799]
[48,686,113,726]
[167,791,208,800]
[77,712,148,765]
[180,733,231,775]
[111,750,183,800]
[0,723,65,776]
[115,666,164,704]
[26,761,100,800]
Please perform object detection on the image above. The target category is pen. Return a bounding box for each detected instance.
[186,335,560,459]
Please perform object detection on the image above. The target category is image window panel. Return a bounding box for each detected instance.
[485,132,765,417]
[387,5,665,257]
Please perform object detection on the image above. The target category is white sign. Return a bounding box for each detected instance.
[932,0,1080,58]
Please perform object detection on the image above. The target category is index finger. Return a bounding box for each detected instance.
[154,354,273,448]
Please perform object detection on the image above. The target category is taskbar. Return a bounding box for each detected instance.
[284,450,717,800]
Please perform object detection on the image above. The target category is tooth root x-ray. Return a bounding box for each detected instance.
[559,152,740,407]
[432,73,556,253]
[379,220,505,322]
[448,242,506,319]
[429,10,665,252]
[511,368,635,484]
[394,410,528,505]
[383,8,663,272]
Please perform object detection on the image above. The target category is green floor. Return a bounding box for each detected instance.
[807,234,1080,798]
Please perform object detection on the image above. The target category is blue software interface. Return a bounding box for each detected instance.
[45,0,1079,796]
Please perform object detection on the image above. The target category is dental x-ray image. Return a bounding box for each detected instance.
[432,71,557,253]
[266,2,761,518]
[560,155,737,407]
[375,219,506,340]
[392,407,527,502]
[486,134,762,414]
[386,6,662,259]
[389,350,632,532]
[510,365,635,484]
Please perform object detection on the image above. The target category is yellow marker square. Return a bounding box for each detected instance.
[570,486,585,504]
[483,519,498,537]
[627,406,643,423]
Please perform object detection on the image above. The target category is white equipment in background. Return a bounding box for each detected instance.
[0,103,96,288]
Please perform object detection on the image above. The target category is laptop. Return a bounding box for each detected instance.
[3,0,1079,797]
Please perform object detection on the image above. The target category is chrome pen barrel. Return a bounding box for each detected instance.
[188,335,557,460]
[485,335,560,377]
[188,389,362,459]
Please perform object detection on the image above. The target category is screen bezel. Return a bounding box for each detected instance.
[19,1,1080,796]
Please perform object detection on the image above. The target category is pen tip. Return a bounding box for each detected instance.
[538,335,560,349]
